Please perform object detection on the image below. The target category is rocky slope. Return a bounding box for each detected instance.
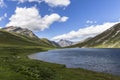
[40,38,60,47]
[70,23,120,48]
[1,26,60,47]
[58,39,74,47]
[2,26,38,38]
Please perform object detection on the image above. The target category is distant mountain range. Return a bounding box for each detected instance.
[58,39,74,47]
[2,26,74,47]
[70,23,120,48]
[1,23,120,48]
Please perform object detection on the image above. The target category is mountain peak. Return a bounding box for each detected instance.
[60,39,68,41]
[58,39,74,47]
[2,26,38,38]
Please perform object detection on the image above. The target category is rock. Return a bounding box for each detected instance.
[2,26,38,38]
[58,39,74,47]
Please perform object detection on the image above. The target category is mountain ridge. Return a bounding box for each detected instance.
[2,26,38,38]
[58,39,74,47]
[70,23,120,48]
[0,27,60,48]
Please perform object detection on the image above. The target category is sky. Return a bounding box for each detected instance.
[0,0,120,42]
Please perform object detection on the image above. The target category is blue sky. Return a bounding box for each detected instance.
[0,0,120,41]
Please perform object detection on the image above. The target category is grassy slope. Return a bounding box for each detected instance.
[0,30,58,48]
[0,30,120,80]
[0,47,120,80]
[70,23,120,48]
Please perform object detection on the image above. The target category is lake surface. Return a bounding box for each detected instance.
[29,48,120,75]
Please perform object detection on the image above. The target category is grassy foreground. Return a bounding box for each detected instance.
[0,46,120,80]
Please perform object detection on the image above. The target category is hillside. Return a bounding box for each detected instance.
[0,30,58,48]
[0,27,120,80]
[40,38,60,47]
[70,23,120,48]
[2,26,38,38]
[0,30,120,80]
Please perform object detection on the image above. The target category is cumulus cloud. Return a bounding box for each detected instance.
[52,21,119,41]
[0,13,7,21]
[0,0,6,8]
[11,0,71,7]
[6,7,68,31]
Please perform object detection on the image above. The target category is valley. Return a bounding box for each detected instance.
[0,0,120,80]
[0,24,120,80]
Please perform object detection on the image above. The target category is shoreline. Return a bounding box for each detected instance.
[0,46,120,80]
[28,48,120,76]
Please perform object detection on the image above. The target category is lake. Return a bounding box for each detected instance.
[28,48,120,75]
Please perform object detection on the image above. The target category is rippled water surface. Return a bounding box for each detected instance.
[29,48,120,75]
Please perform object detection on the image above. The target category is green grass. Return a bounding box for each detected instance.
[0,30,59,47]
[0,29,120,80]
[0,46,120,80]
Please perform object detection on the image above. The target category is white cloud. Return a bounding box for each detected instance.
[52,21,119,41]
[86,20,97,24]
[12,0,42,3]
[44,0,70,7]
[6,7,68,31]
[11,0,71,7]
[0,13,7,21]
[0,0,6,8]
[59,16,69,22]
[4,13,7,17]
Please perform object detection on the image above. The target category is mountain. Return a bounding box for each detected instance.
[2,26,38,38]
[40,38,60,47]
[70,23,120,48]
[51,41,61,47]
[0,27,59,48]
[58,39,74,47]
